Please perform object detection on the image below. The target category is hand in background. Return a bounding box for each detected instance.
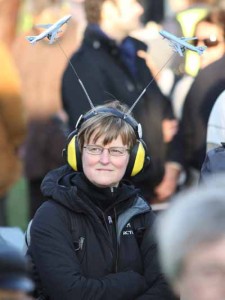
[162,119,178,143]
[154,162,181,201]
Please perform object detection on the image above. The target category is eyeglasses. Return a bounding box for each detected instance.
[193,36,223,47]
[83,145,129,156]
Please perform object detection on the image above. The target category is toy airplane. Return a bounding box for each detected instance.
[26,15,72,45]
[159,30,207,56]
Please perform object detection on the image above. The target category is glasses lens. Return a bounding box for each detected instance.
[204,38,220,47]
[193,37,220,47]
[109,147,128,156]
[85,145,102,155]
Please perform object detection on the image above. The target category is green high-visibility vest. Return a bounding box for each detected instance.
[176,6,209,77]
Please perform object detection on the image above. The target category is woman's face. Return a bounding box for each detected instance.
[82,132,130,188]
[195,21,225,69]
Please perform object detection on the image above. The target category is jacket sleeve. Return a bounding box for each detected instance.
[30,201,147,300]
[135,213,176,300]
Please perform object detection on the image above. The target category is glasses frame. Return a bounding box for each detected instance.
[83,144,130,156]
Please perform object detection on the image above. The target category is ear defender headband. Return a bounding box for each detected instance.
[63,107,150,177]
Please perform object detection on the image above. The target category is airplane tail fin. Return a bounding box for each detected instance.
[197,46,207,55]
[26,36,36,44]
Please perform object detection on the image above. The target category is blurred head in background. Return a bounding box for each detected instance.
[0,242,34,300]
[194,7,225,68]
[156,176,225,300]
[84,0,144,41]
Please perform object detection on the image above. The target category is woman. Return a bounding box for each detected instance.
[172,6,225,120]
[179,6,225,184]
[28,101,174,300]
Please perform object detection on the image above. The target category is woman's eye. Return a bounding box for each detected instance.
[112,149,120,154]
[91,147,100,152]
[111,148,123,155]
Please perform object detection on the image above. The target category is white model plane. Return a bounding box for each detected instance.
[159,30,207,56]
[26,15,72,45]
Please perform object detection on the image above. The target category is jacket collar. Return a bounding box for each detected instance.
[41,165,138,214]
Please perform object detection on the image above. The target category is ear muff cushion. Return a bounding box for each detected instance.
[67,135,82,171]
[126,141,146,177]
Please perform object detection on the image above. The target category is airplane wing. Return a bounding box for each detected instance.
[49,30,58,44]
[36,24,53,29]
[175,44,184,56]
[180,37,197,42]
[196,46,207,55]
[169,41,184,56]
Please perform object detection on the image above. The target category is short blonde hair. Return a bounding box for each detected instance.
[77,101,137,150]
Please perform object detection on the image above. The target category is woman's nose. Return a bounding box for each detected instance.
[99,149,110,164]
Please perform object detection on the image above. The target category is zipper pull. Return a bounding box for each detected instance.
[79,237,85,250]
[108,216,113,224]
[74,237,85,251]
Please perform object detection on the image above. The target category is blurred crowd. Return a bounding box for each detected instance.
[0,0,225,222]
[1,0,225,299]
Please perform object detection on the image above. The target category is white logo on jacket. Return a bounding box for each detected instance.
[122,223,134,235]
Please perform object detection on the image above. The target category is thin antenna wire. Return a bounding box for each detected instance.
[104,91,117,100]
[56,40,95,110]
[128,52,176,114]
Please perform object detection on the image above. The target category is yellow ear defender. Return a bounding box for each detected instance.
[63,107,150,177]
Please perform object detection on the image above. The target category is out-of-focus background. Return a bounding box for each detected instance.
[1,0,225,231]
[2,0,167,231]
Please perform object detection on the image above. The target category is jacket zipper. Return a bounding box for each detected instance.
[114,207,119,273]
[104,210,119,273]
[101,211,117,272]
[101,187,119,273]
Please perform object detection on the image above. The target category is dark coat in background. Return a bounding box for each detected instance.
[181,55,225,171]
[62,25,182,199]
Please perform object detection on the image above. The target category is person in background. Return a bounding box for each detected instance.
[62,0,183,204]
[136,0,216,101]
[12,0,86,218]
[163,0,217,77]
[207,89,225,151]
[27,100,176,300]
[180,7,225,185]
[156,175,225,300]
[0,0,21,48]
[172,5,225,120]
[0,241,34,300]
[0,40,27,226]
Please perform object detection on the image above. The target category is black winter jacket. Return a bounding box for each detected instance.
[29,165,175,300]
[181,55,225,171]
[62,25,183,198]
